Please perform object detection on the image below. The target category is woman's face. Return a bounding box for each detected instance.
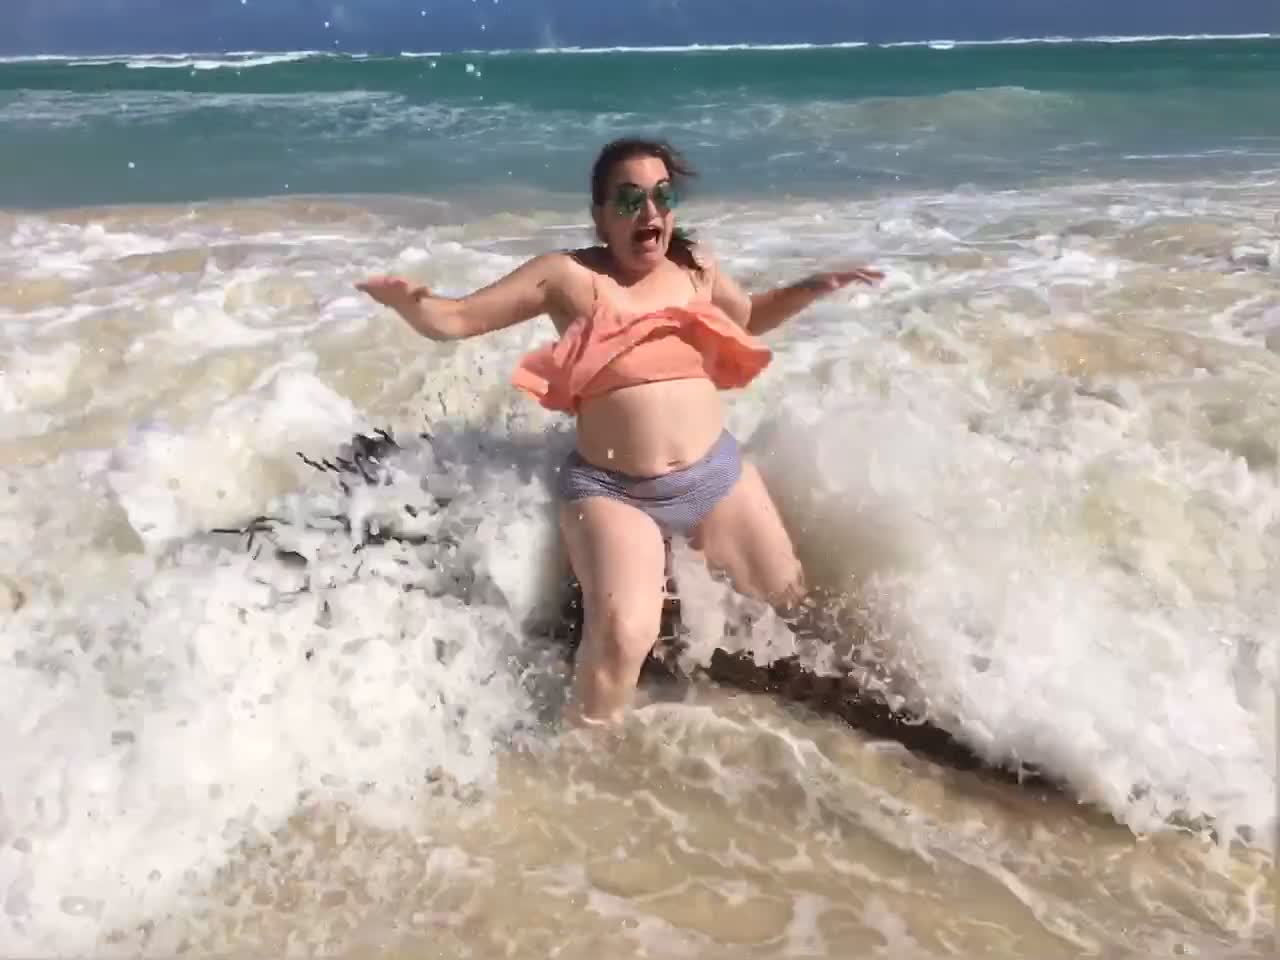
[593,154,679,277]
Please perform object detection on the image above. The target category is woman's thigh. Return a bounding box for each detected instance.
[691,461,805,609]
[559,496,669,655]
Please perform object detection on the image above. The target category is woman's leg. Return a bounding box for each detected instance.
[690,461,808,613]
[560,496,669,724]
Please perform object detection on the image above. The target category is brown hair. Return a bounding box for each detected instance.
[590,137,704,275]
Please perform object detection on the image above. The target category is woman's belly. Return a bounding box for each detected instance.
[574,377,725,478]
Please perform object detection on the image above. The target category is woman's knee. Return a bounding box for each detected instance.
[583,597,661,666]
[783,558,808,603]
[763,557,807,613]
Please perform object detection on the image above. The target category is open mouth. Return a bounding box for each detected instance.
[632,225,662,248]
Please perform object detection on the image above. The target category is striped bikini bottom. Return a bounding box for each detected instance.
[558,429,742,537]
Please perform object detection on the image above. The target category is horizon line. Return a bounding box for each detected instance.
[0,31,1276,63]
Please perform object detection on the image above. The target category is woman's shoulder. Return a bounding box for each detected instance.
[516,246,604,289]
[519,247,591,275]
[687,239,719,269]
[511,248,603,299]
[563,245,610,274]
[528,248,605,327]
[682,240,721,294]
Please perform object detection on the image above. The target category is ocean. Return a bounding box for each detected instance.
[0,36,1276,958]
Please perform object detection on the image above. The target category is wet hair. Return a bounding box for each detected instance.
[589,137,704,275]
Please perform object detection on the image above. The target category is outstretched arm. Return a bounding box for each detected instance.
[747,268,883,336]
[355,252,566,341]
[702,249,883,336]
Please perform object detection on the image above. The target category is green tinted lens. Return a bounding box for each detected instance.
[613,182,679,216]
[614,184,647,216]
[653,182,678,210]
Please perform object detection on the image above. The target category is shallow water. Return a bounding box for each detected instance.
[1,173,1276,955]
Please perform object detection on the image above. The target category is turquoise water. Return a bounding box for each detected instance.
[2,38,1279,208]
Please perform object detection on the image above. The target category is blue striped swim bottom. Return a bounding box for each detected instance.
[559,429,743,537]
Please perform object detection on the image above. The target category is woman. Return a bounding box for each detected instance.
[357,138,882,725]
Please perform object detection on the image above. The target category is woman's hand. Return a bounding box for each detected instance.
[795,266,884,293]
[355,275,432,317]
[355,274,466,340]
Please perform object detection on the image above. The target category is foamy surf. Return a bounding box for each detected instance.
[1,175,1275,956]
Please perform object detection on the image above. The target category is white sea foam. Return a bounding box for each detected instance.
[122,52,319,70]
[27,52,327,70]
[0,179,1275,954]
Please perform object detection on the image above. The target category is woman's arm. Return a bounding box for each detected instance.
[701,247,882,336]
[747,269,882,336]
[356,252,569,341]
[701,252,753,329]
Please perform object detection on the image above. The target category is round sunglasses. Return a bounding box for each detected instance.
[611,180,680,218]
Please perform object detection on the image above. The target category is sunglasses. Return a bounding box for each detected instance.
[611,180,680,217]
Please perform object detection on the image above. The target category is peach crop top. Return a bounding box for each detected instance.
[511,273,773,413]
